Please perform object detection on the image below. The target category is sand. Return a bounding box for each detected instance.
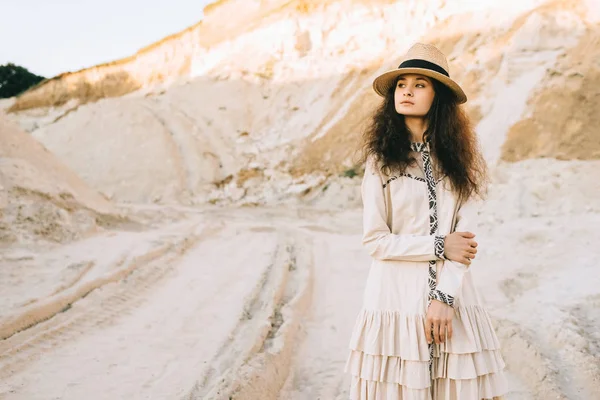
[0,117,122,246]
[1,197,599,399]
[9,0,599,206]
[1,0,599,399]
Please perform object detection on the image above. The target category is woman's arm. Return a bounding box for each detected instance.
[434,196,481,298]
[361,156,446,262]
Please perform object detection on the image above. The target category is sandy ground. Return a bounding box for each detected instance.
[1,202,599,400]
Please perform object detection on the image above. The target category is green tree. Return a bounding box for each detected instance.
[0,63,45,98]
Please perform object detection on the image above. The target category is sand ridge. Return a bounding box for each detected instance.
[5,0,598,208]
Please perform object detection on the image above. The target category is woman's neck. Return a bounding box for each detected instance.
[405,116,428,142]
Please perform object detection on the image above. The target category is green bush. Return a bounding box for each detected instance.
[0,63,45,98]
[342,167,359,178]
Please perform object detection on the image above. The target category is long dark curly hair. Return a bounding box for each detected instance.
[360,77,488,201]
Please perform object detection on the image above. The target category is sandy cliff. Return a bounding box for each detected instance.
[4,0,598,206]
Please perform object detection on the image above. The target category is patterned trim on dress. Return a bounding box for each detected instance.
[434,235,446,260]
[430,289,453,306]
[382,173,425,188]
[410,141,456,379]
[411,142,428,152]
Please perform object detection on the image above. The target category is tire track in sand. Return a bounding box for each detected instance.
[185,229,314,400]
[537,300,600,400]
[278,229,367,400]
[493,319,566,400]
[0,221,222,382]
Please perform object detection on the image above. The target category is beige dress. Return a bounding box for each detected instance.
[344,143,507,399]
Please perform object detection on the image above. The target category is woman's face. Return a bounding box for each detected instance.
[394,74,435,117]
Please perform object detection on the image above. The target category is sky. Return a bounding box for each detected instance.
[0,0,216,77]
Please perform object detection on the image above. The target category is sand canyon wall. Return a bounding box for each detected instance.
[3,0,599,207]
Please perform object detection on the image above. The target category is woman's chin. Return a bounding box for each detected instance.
[395,105,427,116]
[397,110,427,117]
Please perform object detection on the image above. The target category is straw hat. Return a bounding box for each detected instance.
[372,43,467,104]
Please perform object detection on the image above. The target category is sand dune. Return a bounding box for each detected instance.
[0,117,123,246]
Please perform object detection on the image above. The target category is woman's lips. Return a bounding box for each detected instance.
[400,101,414,105]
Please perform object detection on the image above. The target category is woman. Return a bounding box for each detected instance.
[344,43,507,399]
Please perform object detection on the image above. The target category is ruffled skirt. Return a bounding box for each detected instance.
[344,260,507,400]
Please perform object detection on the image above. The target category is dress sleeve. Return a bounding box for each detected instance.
[361,156,446,262]
[434,196,481,299]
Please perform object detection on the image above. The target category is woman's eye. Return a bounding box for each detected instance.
[416,84,425,88]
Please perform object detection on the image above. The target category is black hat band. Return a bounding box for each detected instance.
[397,59,449,77]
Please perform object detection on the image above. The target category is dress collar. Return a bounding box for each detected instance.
[410,141,429,152]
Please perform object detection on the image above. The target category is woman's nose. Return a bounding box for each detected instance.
[404,90,413,97]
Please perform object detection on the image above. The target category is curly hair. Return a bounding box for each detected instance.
[359,77,488,201]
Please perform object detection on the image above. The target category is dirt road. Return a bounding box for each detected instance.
[1,206,598,399]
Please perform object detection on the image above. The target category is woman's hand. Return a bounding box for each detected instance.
[425,299,454,344]
[444,231,478,265]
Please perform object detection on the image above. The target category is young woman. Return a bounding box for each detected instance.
[344,43,507,399]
